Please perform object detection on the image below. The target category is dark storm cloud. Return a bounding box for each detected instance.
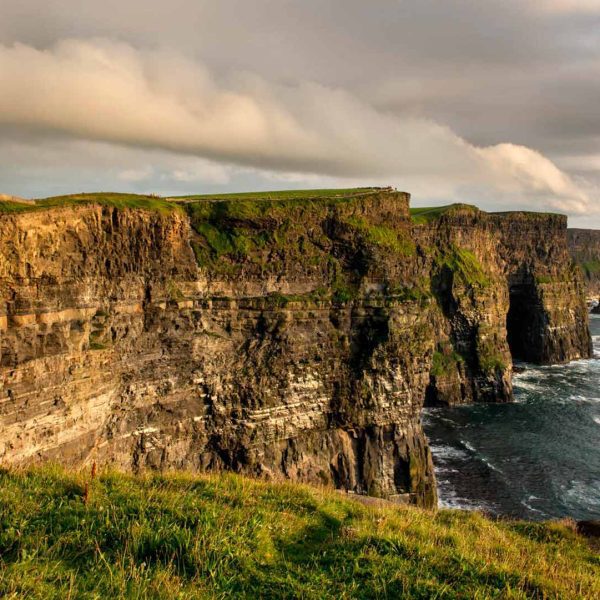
[0,0,598,220]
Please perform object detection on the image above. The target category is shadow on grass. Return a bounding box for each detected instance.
[257,509,553,599]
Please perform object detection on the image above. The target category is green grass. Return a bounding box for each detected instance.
[581,260,600,278]
[0,467,597,599]
[436,246,490,288]
[184,189,391,225]
[344,216,415,256]
[0,193,182,215]
[410,204,479,224]
[476,332,508,373]
[478,353,507,373]
[172,187,383,202]
[183,189,410,275]
[0,188,390,217]
[431,347,464,378]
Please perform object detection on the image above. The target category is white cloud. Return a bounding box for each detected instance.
[0,38,595,215]
[169,160,231,184]
[476,144,593,213]
[118,167,153,182]
[539,0,600,13]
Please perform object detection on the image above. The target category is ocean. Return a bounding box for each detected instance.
[423,314,600,520]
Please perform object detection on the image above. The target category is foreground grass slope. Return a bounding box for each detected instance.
[0,469,597,599]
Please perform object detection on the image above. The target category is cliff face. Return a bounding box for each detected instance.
[0,191,591,508]
[568,228,600,301]
[491,214,592,364]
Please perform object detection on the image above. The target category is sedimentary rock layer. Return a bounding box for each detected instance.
[568,228,600,302]
[0,191,591,507]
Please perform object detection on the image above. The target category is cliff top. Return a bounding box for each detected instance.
[410,203,480,223]
[0,188,566,226]
[0,188,400,216]
[0,467,597,599]
[0,192,182,215]
[169,186,387,202]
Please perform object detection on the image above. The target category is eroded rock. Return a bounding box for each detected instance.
[0,192,591,508]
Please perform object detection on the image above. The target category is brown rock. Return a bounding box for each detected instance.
[0,192,591,509]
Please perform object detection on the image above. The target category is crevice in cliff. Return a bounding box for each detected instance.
[506,281,545,363]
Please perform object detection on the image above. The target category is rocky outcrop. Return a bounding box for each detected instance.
[0,191,592,508]
[568,228,600,311]
[492,214,592,364]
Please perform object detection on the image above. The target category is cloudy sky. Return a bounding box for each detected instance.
[0,1,598,226]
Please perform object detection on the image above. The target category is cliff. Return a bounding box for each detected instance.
[0,190,592,508]
[568,228,600,303]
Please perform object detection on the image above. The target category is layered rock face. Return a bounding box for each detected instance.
[568,228,600,306]
[0,191,591,508]
[492,214,592,364]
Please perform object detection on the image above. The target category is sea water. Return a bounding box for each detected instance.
[423,315,600,520]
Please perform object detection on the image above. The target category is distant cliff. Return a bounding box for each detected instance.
[568,228,600,300]
[0,190,592,508]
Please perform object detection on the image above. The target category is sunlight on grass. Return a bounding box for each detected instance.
[0,467,597,599]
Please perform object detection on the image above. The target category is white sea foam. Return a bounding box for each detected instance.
[569,394,591,402]
[460,440,477,454]
[520,497,548,516]
[437,486,492,512]
[513,379,544,392]
[436,467,459,475]
[562,480,600,508]
[480,456,504,475]
[429,444,468,461]
[457,440,505,475]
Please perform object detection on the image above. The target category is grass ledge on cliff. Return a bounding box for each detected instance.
[0,468,597,599]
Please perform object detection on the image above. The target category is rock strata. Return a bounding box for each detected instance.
[0,191,592,507]
[568,228,600,310]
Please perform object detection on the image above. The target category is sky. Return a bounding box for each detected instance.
[0,0,598,227]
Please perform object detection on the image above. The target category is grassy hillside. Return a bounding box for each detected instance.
[0,468,597,599]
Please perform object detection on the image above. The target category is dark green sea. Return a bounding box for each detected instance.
[423,315,600,520]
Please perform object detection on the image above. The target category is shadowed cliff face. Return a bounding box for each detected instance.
[491,214,592,364]
[0,192,591,508]
[568,229,600,310]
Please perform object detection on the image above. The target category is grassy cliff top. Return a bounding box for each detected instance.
[410,203,480,224]
[0,193,182,215]
[0,190,565,224]
[0,467,597,599]
[0,188,394,216]
[410,204,565,225]
[490,210,565,220]
[170,187,386,202]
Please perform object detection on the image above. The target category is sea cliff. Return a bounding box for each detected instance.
[568,228,600,309]
[0,189,591,507]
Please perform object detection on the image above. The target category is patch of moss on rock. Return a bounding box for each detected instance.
[431,345,464,377]
[344,216,415,256]
[435,246,490,288]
